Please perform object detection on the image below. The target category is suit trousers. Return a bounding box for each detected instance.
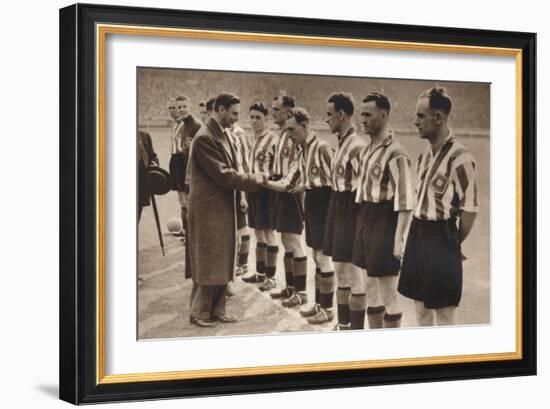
[189,282,227,320]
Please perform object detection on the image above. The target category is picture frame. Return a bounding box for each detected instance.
[59,3,536,404]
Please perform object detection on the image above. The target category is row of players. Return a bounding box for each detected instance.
[162,88,478,329]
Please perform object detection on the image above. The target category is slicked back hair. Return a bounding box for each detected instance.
[328,92,355,116]
[206,97,216,113]
[289,107,311,126]
[420,87,452,115]
[175,95,190,102]
[363,92,391,113]
[249,102,269,116]
[214,92,240,112]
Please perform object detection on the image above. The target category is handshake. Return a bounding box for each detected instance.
[254,173,304,194]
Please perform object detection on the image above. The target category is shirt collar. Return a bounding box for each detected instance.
[305,131,316,147]
[381,128,394,147]
[431,130,455,157]
[256,126,269,139]
[338,126,355,146]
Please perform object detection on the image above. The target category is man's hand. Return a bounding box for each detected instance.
[240,196,249,213]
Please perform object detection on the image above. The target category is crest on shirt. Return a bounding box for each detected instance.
[256,151,266,163]
[336,164,346,177]
[184,137,192,149]
[282,146,290,157]
[309,163,320,177]
[431,172,449,194]
[369,162,383,182]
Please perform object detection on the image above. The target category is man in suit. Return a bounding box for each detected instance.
[187,92,266,327]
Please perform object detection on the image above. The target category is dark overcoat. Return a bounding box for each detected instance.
[187,118,259,286]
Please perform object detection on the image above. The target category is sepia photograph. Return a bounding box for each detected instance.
[137,67,490,340]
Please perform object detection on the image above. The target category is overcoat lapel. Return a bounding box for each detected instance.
[206,118,236,167]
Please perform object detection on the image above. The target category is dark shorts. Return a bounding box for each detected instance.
[268,190,278,230]
[398,218,463,309]
[273,191,305,235]
[352,201,400,277]
[169,152,188,192]
[247,188,272,230]
[304,186,332,250]
[323,190,359,263]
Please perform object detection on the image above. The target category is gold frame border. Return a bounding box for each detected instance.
[96,23,523,385]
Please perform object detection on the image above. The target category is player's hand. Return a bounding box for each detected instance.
[393,239,403,261]
[265,181,286,192]
[240,197,248,213]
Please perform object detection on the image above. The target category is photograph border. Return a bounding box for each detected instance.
[59,3,536,404]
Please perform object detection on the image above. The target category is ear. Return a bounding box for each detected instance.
[434,111,442,123]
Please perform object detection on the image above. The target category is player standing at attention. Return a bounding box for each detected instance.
[398,87,478,326]
[323,93,368,330]
[242,102,280,287]
[266,94,308,307]
[352,92,414,329]
[266,107,336,323]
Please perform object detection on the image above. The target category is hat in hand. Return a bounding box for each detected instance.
[145,165,171,195]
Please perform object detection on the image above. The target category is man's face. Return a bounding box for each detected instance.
[167,100,177,120]
[361,101,387,136]
[325,102,341,134]
[199,105,209,122]
[219,103,240,128]
[176,99,191,119]
[414,97,438,140]
[249,110,267,134]
[272,99,289,128]
[285,117,307,146]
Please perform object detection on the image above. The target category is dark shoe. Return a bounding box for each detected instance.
[299,303,320,317]
[270,286,292,299]
[215,314,238,323]
[307,308,334,325]
[258,278,276,291]
[189,316,216,327]
[242,273,265,283]
[282,293,307,308]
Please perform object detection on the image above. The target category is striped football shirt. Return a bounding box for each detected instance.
[273,130,299,177]
[355,130,414,211]
[249,127,279,177]
[170,119,184,154]
[228,124,252,172]
[303,132,333,190]
[414,133,479,221]
[330,127,367,192]
[272,131,332,192]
